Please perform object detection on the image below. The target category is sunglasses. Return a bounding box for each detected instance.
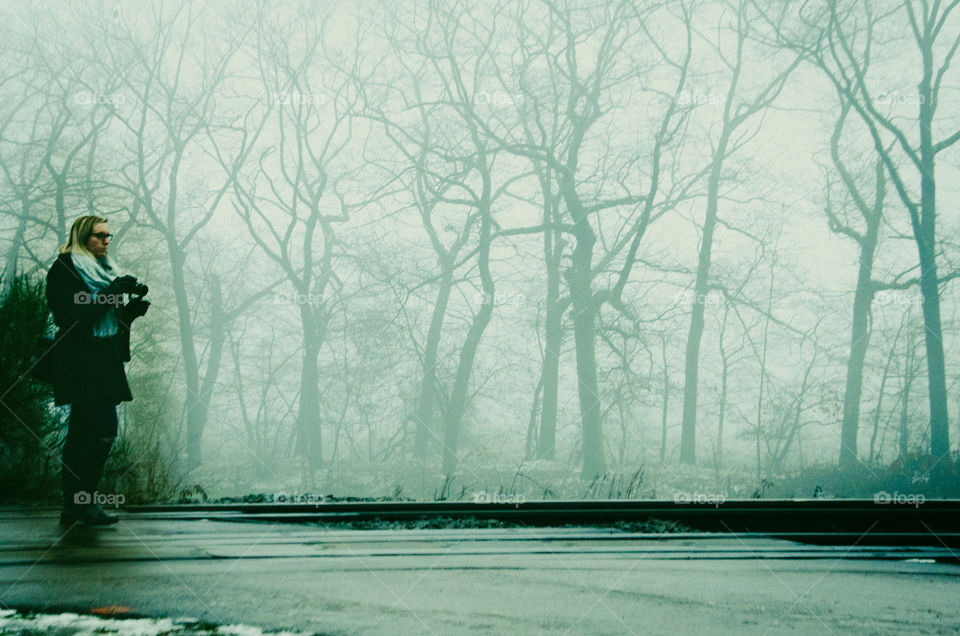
[90,232,113,241]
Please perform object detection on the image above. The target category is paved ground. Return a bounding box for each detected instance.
[1,509,959,635]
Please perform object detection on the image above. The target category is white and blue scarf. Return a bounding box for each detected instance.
[70,251,123,337]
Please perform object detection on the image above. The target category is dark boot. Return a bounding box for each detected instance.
[60,435,117,526]
[82,437,115,496]
[60,503,118,526]
[79,438,119,525]
[60,429,87,525]
[61,404,120,527]
[82,504,120,525]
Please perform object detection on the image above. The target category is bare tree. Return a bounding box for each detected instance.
[824,102,887,472]
[226,2,364,478]
[678,0,801,465]
[773,0,960,461]
[362,0,539,473]
[102,1,250,469]
[459,0,696,477]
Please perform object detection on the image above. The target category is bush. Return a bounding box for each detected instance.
[793,453,960,499]
[0,274,182,506]
[0,275,62,505]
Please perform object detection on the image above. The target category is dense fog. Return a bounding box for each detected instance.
[2,0,959,503]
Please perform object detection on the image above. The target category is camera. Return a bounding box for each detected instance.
[106,274,148,298]
[130,281,149,298]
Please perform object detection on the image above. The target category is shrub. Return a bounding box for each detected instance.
[0,275,62,505]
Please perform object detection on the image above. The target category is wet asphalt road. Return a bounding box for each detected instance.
[1,508,959,635]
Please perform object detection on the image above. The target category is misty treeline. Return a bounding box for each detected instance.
[1,0,959,498]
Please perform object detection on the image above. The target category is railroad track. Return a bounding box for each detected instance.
[114,499,960,547]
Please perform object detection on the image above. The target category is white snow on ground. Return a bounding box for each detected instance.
[0,610,310,636]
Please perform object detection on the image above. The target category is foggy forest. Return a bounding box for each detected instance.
[2,0,960,504]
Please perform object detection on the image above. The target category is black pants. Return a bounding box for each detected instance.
[61,403,118,509]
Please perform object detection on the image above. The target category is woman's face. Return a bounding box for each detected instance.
[85,222,111,257]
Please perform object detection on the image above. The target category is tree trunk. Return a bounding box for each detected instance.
[440,290,493,474]
[916,44,948,457]
[715,311,731,476]
[298,303,323,474]
[679,132,728,465]
[538,234,563,460]
[413,264,453,460]
[755,261,775,484]
[525,377,543,460]
[917,223,949,456]
[567,218,605,479]
[899,341,915,458]
[528,136,563,462]
[659,335,669,465]
[869,329,898,462]
[441,163,495,475]
[169,243,203,471]
[839,222,878,472]
[184,276,227,471]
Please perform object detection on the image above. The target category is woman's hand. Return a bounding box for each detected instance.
[119,298,150,328]
[104,275,140,296]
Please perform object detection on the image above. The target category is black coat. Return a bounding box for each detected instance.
[45,253,132,406]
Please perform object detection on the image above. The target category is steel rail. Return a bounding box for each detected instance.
[115,499,960,546]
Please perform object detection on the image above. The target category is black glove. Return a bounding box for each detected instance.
[119,298,150,327]
[104,275,140,296]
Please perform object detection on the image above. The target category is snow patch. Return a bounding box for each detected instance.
[0,611,311,635]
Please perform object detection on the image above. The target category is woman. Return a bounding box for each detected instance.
[46,215,149,526]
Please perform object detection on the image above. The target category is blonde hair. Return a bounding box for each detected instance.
[59,215,108,256]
